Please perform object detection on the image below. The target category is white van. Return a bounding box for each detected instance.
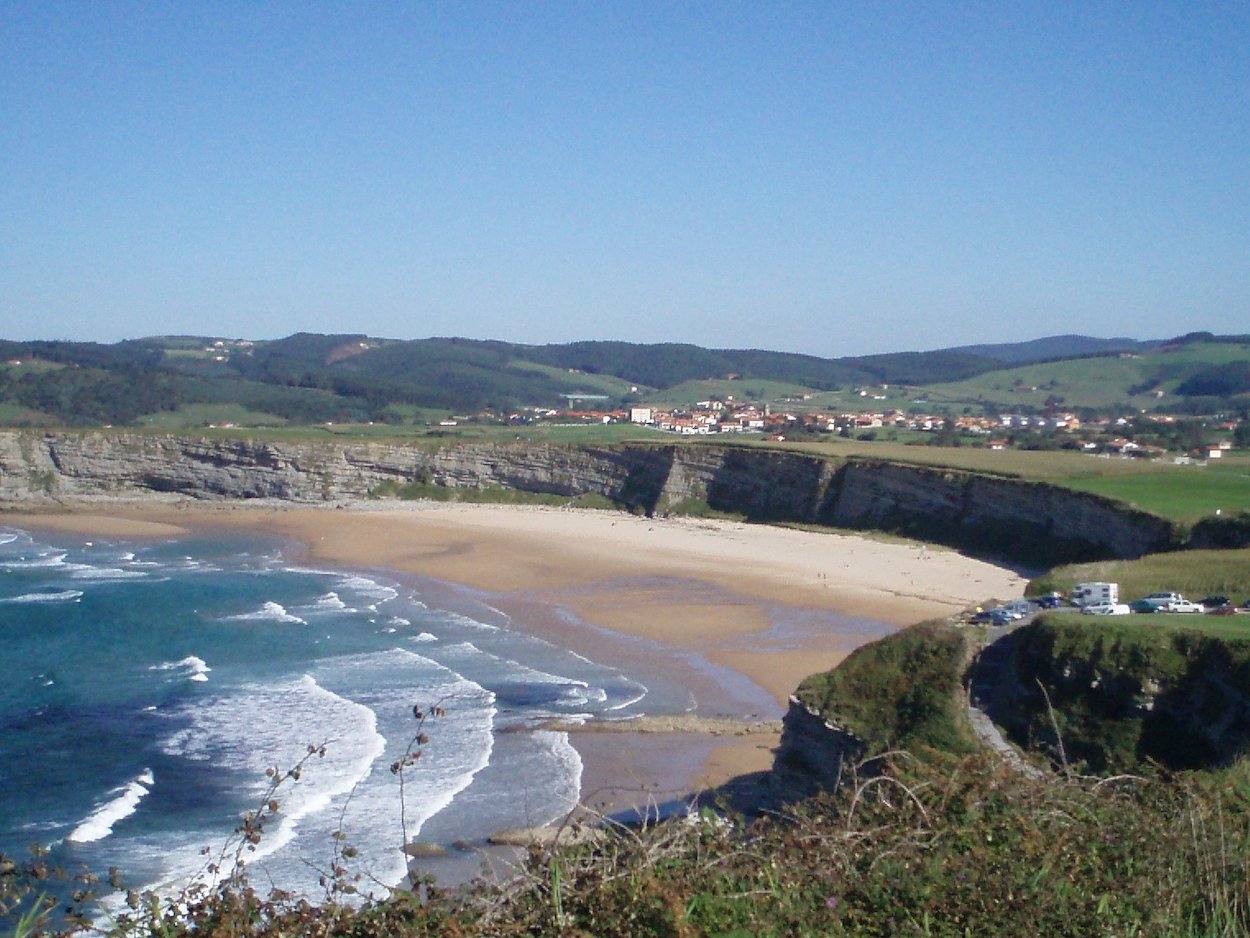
[1082,602,1131,616]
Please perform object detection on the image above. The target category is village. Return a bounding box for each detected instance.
[503,390,1244,461]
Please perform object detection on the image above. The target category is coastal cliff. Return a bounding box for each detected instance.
[774,696,869,792]
[0,431,1177,566]
[983,617,1250,772]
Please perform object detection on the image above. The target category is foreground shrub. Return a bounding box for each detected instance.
[8,754,1250,937]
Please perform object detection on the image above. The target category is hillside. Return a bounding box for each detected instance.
[922,335,1250,414]
[4,331,1248,430]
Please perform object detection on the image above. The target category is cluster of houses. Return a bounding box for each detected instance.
[512,398,1243,457]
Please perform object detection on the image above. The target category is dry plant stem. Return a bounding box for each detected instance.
[1036,677,1069,769]
[391,700,445,877]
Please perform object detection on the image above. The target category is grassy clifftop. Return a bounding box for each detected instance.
[794,621,980,758]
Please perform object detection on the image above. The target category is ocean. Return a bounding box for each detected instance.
[0,523,692,905]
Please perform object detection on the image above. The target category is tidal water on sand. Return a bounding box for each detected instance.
[0,525,666,902]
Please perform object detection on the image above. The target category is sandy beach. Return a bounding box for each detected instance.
[2,501,1026,816]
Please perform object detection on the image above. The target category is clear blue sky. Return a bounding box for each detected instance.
[2,2,1247,356]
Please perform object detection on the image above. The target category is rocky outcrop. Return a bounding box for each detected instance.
[0,432,1178,565]
[774,696,870,792]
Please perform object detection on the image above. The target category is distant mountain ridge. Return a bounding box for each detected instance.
[1,331,1245,428]
[947,335,1160,365]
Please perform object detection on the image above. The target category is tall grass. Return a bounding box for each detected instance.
[1030,548,1250,605]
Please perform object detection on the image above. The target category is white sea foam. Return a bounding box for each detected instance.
[284,564,341,577]
[428,609,500,632]
[150,656,211,682]
[0,589,83,604]
[410,632,438,642]
[1,552,67,570]
[222,601,307,625]
[389,616,411,627]
[313,591,349,610]
[531,731,583,819]
[306,648,497,865]
[67,769,155,844]
[145,658,496,899]
[336,575,399,605]
[438,641,595,706]
[160,674,388,878]
[604,681,649,712]
[66,564,149,581]
[0,531,19,545]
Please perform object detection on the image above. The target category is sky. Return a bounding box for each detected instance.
[2,2,1247,357]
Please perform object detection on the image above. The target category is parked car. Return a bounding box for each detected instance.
[1129,599,1163,613]
[1001,600,1038,617]
[1167,600,1204,614]
[1034,594,1063,609]
[1142,592,1184,607]
[1207,605,1240,616]
[1083,603,1132,616]
[1199,595,1230,609]
[973,608,1015,625]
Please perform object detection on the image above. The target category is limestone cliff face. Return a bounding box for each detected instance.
[0,433,673,508]
[825,460,1176,564]
[0,432,1177,565]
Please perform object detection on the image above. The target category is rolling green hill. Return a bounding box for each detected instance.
[922,337,1250,414]
[1,332,1248,429]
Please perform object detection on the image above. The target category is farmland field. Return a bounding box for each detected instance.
[1059,459,1250,523]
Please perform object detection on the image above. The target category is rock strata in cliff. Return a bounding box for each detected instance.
[0,432,1177,565]
[774,696,870,794]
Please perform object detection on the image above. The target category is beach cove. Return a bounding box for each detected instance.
[1,501,1026,891]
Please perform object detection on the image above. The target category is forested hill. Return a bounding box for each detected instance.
[0,331,1246,428]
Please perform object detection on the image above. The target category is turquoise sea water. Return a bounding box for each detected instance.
[0,524,677,903]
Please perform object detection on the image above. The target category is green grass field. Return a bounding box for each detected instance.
[778,438,1249,524]
[1044,609,1250,640]
[644,377,815,405]
[921,340,1250,412]
[0,360,65,375]
[506,359,645,397]
[136,403,289,429]
[0,403,54,425]
[181,420,670,447]
[1059,459,1250,523]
